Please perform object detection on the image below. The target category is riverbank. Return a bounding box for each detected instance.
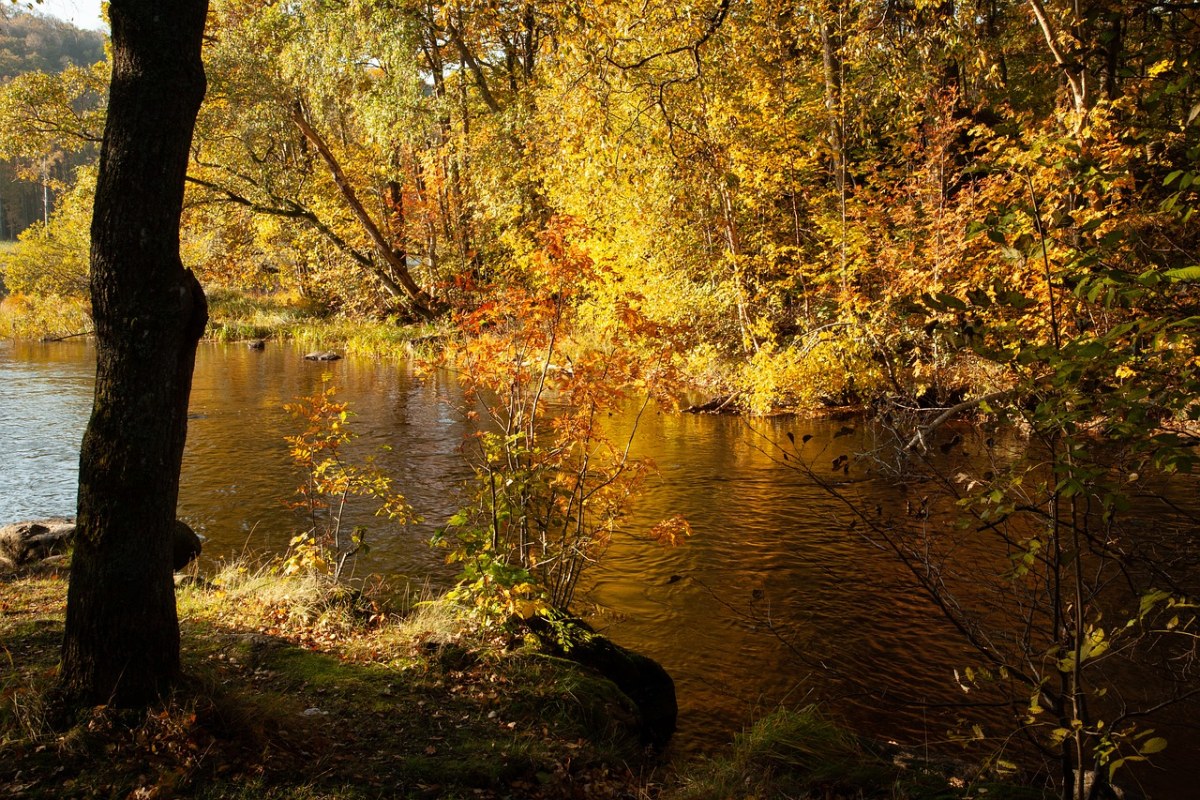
[1,561,1048,800]
[201,290,450,361]
[1,559,658,799]
[0,289,450,361]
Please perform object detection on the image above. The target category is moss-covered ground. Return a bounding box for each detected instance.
[1,559,1054,800]
[1,562,653,799]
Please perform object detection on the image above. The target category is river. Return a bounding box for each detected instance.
[2,338,1196,796]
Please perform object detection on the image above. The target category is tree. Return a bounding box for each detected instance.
[183,0,553,316]
[57,0,210,709]
[0,7,105,81]
[0,10,105,241]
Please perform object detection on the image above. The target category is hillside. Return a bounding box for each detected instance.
[0,8,104,240]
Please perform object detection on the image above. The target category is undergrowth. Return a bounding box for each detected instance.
[0,293,91,340]
[1,559,651,799]
[205,289,447,359]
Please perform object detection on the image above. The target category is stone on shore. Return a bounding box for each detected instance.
[0,518,75,569]
[0,518,202,572]
[529,614,677,749]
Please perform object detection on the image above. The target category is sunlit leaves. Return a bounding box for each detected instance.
[439,217,687,613]
[0,59,106,166]
[648,514,692,547]
[282,378,414,582]
[0,163,93,299]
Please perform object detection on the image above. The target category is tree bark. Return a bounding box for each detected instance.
[819,1,844,195]
[58,0,210,709]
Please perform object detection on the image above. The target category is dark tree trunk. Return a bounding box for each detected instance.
[59,0,209,709]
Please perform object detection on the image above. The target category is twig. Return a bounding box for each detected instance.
[39,330,93,342]
[904,389,1011,452]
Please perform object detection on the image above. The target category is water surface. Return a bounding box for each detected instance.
[2,339,1195,795]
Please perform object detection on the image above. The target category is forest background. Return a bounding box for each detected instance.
[2,2,1200,796]
[1,0,1198,419]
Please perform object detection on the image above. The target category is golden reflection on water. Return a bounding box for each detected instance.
[2,340,1196,794]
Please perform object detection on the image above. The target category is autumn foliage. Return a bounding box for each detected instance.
[2,2,1199,793]
[283,378,414,581]
[436,217,688,615]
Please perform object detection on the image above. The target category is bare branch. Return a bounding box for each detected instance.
[904,389,1012,452]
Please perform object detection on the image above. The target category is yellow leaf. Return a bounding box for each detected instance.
[1141,736,1168,755]
[515,600,540,620]
[1148,59,1173,77]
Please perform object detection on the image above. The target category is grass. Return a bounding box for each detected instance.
[286,319,446,360]
[204,289,320,343]
[205,289,448,360]
[0,559,653,799]
[665,707,1053,800]
[0,285,447,361]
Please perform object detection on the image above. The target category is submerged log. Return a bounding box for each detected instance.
[683,393,741,414]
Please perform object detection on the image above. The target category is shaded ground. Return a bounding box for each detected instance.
[1,564,657,800]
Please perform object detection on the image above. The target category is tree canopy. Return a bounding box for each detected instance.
[7,1,1198,406]
[176,0,1200,407]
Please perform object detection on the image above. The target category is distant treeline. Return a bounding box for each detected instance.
[0,8,104,240]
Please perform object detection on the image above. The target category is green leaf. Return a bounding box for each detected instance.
[937,293,967,311]
[1140,589,1172,620]
[967,288,993,307]
[1141,737,1168,755]
[1002,291,1036,309]
[1100,229,1125,248]
[1164,266,1200,282]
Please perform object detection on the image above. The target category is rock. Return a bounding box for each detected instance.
[304,351,342,361]
[246,339,266,350]
[172,520,203,570]
[0,517,202,572]
[0,518,75,569]
[530,614,677,749]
